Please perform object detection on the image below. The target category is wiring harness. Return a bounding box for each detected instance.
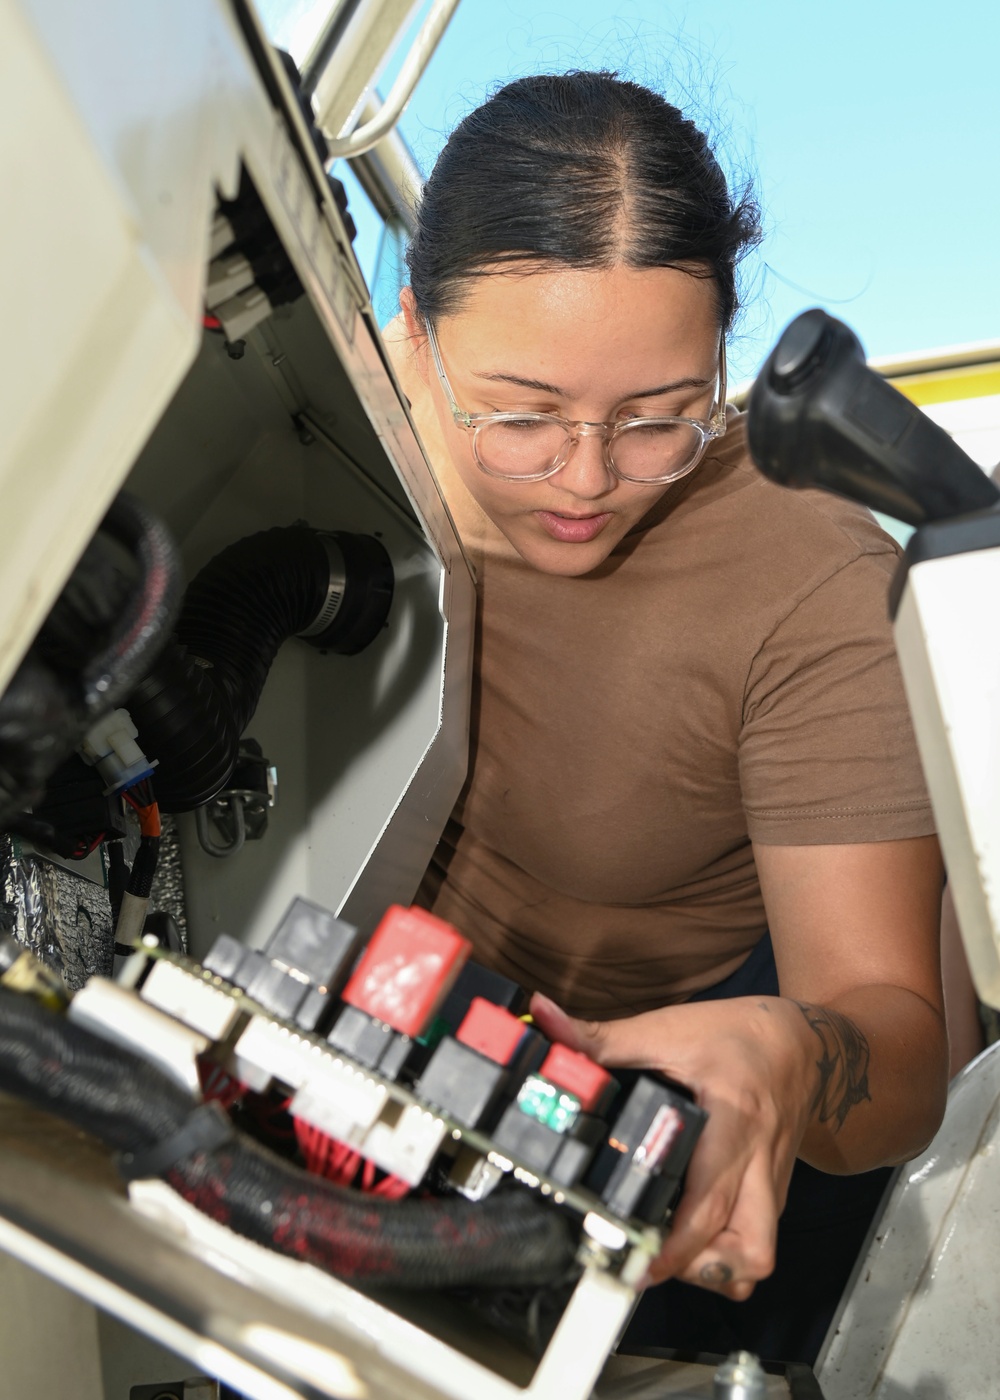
[0,986,576,1290]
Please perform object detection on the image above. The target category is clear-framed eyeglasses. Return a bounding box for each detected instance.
[425,319,728,486]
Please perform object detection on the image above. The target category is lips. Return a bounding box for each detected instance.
[534,510,614,543]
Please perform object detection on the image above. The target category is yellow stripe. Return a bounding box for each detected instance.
[888,364,1000,407]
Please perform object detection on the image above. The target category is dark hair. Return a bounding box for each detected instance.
[406,71,760,331]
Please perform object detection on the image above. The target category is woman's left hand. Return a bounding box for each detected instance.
[530,989,819,1300]
[528,838,951,1299]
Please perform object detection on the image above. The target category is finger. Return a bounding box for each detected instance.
[528,993,594,1052]
[669,1153,782,1299]
[528,992,667,1071]
[650,1116,751,1281]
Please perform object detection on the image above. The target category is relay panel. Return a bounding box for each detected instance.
[0,897,708,1396]
[131,898,705,1243]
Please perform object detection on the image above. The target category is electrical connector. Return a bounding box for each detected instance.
[202,903,360,1037]
[516,1075,581,1134]
[328,1004,392,1066]
[139,958,242,1041]
[202,933,248,984]
[549,1114,606,1189]
[263,897,361,993]
[438,959,529,1028]
[596,1076,706,1224]
[79,707,156,794]
[414,1035,506,1128]
[242,959,309,1021]
[362,1102,447,1187]
[492,1102,565,1173]
[341,905,471,1038]
[294,986,334,1033]
[540,1043,615,1114]
[456,997,528,1066]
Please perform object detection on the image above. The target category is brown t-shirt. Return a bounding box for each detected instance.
[388,328,936,1021]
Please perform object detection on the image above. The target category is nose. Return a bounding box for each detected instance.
[555,427,615,501]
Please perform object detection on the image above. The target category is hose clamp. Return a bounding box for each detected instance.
[297,533,347,638]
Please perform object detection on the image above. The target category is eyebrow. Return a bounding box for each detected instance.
[472,370,714,398]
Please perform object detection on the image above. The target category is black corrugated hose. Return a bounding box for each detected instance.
[126,527,393,812]
[0,987,575,1289]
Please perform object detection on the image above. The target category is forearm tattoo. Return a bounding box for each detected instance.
[794,1001,872,1132]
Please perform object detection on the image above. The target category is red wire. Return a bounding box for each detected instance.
[291,1120,410,1196]
[374,1175,411,1200]
[199,1061,244,1110]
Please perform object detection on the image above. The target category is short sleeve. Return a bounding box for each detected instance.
[739,552,936,845]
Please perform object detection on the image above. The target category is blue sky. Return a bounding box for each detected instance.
[266,0,1000,384]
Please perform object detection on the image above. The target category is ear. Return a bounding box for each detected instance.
[399,287,431,385]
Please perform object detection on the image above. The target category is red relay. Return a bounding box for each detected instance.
[456,997,526,1066]
[342,905,471,1038]
[541,1043,614,1113]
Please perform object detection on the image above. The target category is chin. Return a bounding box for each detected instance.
[506,531,619,577]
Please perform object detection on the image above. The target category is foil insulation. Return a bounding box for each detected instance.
[149,813,189,952]
[0,814,189,989]
[0,835,114,989]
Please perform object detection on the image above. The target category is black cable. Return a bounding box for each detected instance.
[167,1141,575,1289]
[0,985,191,1154]
[125,836,160,900]
[0,493,182,827]
[106,843,127,934]
[79,494,183,714]
[2,813,62,849]
[0,988,577,1290]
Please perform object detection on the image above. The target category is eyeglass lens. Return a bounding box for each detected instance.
[473,417,706,480]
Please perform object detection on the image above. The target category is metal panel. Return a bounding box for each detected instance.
[893,552,1000,1005]
[819,1043,1000,1399]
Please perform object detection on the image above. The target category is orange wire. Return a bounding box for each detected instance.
[123,792,161,837]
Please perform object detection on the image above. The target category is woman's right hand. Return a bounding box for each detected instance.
[530,990,817,1299]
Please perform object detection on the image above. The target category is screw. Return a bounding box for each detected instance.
[714,1351,767,1400]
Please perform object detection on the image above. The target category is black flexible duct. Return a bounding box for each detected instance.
[0,988,575,1289]
[127,526,392,812]
[0,494,181,826]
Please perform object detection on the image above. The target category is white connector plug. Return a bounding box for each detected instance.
[79,707,155,794]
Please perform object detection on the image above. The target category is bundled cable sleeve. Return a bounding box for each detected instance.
[106,842,127,933]
[126,835,160,900]
[0,493,181,826]
[0,657,80,826]
[80,493,183,714]
[0,988,577,1289]
[0,986,192,1155]
[168,1141,575,1289]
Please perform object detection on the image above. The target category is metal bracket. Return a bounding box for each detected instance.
[195,741,277,859]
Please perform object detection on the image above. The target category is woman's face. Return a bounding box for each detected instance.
[409,264,723,576]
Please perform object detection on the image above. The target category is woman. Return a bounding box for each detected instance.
[386,71,947,1363]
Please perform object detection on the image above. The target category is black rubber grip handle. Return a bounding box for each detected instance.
[746,309,999,527]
